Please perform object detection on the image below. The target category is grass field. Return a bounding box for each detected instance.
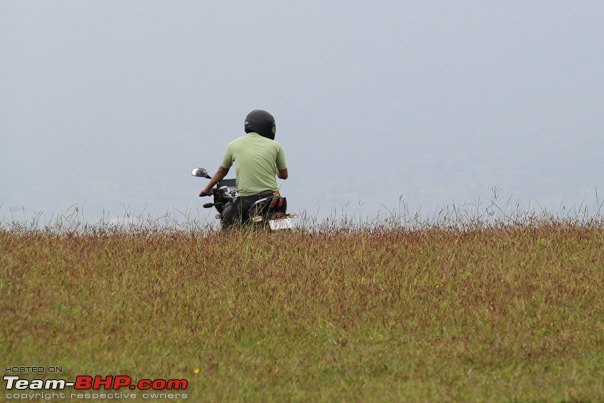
[2,211,604,402]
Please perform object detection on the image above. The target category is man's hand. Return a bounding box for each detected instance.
[199,188,213,197]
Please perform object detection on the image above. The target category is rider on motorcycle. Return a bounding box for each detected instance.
[200,109,288,228]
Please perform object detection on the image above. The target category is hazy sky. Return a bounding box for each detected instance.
[2,0,603,225]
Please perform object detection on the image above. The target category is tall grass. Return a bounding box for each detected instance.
[2,202,604,401]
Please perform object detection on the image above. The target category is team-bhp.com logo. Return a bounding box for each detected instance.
[4,374,189,400]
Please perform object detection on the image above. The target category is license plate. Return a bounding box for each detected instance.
[269,218,293,230]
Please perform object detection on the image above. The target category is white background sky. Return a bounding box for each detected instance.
[1,1,603,226]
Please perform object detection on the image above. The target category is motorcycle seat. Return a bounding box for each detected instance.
[248,196,287,216]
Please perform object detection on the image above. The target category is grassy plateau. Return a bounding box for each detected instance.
[1,209,604,402]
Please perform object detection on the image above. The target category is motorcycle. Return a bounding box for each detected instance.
[191,168,297,230]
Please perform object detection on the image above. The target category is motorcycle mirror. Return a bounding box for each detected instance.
[191,168,211,179]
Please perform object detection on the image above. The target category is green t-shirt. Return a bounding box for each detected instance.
[220,132,287,197]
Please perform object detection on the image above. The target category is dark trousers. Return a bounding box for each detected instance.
[221,191,276,229]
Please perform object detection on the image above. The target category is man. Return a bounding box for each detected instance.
[200,109,288,228]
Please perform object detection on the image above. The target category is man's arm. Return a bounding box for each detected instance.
[275,145,287,180]
[277,168,288,180]
[200,166,229,196]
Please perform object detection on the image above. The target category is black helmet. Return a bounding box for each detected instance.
[244,110,276,140]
